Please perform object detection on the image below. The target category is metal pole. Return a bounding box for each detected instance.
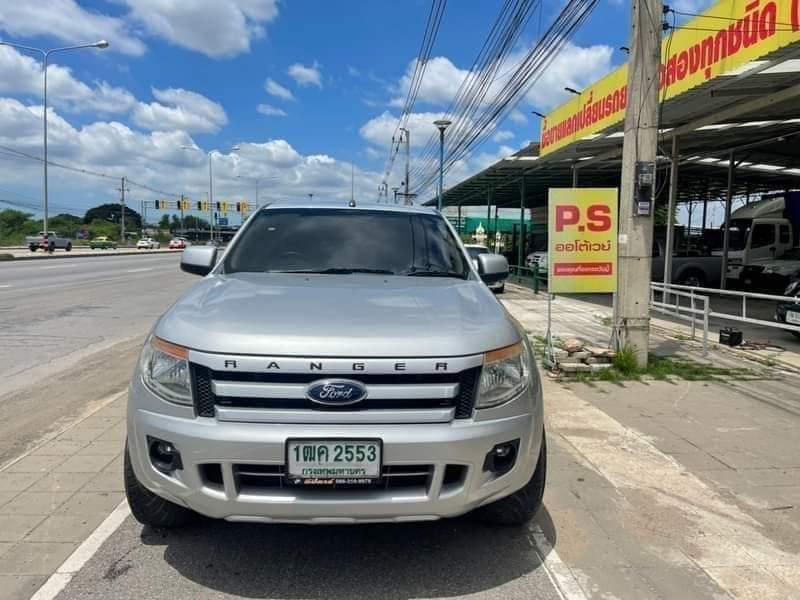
[180,194,185,235]
[486,187,492,241]
[614,0,663,365]
[701,194,708,230]
[43,51,49,239]
[457,203,462,235]
[721,152,735,290]
[403,128,411,203]
[664,136,679,288]
[208,152,214,242]
[518,176,525,268]
[572,164,579,187]
[120,176,126,244]
[437,128,445,211]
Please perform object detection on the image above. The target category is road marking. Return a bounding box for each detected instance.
[30,500,131,600]
[0,284,11,288]
[532,528,588,600]
[126,267,154,273]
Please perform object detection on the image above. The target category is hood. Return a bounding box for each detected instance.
[156,273,520,357]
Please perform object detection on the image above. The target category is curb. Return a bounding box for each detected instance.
[3,248,181,261]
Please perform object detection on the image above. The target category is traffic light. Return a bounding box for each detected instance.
[201,201,209,212]
[196,201,202,211]
[221,201,229,214]
[215,202,221,211]
[236,202,241,213]
[154,200,160,209]
[240,201,249,214]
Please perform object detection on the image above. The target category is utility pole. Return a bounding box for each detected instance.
[615,0,663,366]
[400,127,411,204]
[180,194,186,236]
[117,176,129,244]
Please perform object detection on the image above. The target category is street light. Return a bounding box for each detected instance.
[237,175,276,209]
[433,119,452,211]
[181,144,240,241]
[564,87,581,95]
[0,39,109,242]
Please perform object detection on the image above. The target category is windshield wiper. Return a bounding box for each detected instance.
[269,268,395,275]
[405,269,467,279]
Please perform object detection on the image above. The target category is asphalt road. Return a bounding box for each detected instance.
[0,253,194,463]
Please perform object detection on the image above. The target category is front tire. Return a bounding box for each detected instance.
[124,442,195,528]
[474,434,546,526]
[65,242,72,252]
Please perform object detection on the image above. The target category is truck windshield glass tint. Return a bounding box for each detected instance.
[223,208,469,277]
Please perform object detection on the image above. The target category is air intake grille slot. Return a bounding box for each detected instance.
[454,367,481,419]
[191,365,215,417]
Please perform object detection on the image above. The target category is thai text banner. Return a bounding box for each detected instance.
[548,188,618,293]
[540,0,800,156]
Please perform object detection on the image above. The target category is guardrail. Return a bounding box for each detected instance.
[650,283,711,355]
[653,282,800,335]
[508,264,548,293]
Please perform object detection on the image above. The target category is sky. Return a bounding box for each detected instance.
[0,0,713,223]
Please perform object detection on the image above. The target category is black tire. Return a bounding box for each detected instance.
[29,245,37,252]
[48,242,55,253]
[495,283,505,294]
[124,441,195,528]
[678,269,706,287]
[474,434,547,526]
[65,243,72,252]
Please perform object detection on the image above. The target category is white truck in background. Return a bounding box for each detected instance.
[25,231,72,252]
[719,192,800,283]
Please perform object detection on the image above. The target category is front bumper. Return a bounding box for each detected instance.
[127,376,543,524]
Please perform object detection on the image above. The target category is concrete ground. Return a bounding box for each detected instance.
[1,268,799,599]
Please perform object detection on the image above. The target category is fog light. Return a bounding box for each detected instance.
[148,436,183,474]
[483,439,520,475]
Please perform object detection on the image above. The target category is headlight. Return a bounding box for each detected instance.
[476,341,531,409]
[140,336,192,405]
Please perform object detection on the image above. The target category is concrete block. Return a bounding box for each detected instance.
[590,364,614,373]
[569,351,590,361]
[560,363,592,373]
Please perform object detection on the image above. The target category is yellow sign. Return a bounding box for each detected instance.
[548,188,618,293]
[540,0,800,156]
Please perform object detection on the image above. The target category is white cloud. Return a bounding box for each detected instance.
[524,42,615,110]
[0,97,385,216]
[390,56,469,108]
[133,87,228,133]
[509,109,528,125]
[0,46,136,114]
[347,66,361,77]
[493,130,514,143]
[257,103,287,117]
[264,78,294,101]
[0,1,146,56]
[288,61,322,87]
[122,0,279,58]
[360,111,465,150]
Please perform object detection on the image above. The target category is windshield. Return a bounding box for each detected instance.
[223,208,470,278]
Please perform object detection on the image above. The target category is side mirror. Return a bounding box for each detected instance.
[181,246,217,276]
[476,253,509,284]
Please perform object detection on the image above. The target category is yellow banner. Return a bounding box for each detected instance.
[540,0,800,156]
[548,188,618,293]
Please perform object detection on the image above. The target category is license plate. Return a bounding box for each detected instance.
[286,440,381,486]
[787,310,800,325]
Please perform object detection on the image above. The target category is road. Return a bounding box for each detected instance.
[0,253,193,463]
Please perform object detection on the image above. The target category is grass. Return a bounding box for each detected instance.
[0,253,13,261]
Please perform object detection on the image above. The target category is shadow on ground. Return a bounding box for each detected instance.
[139,507,557,599]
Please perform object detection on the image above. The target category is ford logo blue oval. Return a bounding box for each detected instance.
[306,379,368,406]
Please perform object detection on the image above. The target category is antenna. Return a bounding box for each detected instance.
[349,163,356,207]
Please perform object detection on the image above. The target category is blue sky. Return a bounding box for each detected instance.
[0,0,711,221]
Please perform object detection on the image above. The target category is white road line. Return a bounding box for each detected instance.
[30,500,132,600]
[126,267,154,273]
[0,284,11,288]
[532,528,589,600]
[42,264,78,270]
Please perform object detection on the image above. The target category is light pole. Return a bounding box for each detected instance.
[433,119,452,211]
[182,145,239,241]
[0,39,109,241]
[237,176,276,209]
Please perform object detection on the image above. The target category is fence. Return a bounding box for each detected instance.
[508,264,548,293]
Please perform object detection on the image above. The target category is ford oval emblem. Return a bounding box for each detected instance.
[306,379,368,406]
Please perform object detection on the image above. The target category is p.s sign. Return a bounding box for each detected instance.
[548,188,618,293]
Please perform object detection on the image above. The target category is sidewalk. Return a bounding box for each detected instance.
[0,393,126,600]
[502,284,800,598]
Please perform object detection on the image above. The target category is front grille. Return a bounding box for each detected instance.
[190,365,481,419]
[232,463,435,491]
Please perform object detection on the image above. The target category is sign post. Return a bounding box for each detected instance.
[546,188,619,367]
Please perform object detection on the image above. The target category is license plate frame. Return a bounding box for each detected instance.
[285,438,383,487]
[786,310,800,325]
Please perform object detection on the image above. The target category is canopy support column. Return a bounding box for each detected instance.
[518,176,526,268]
[664,136,679,288]
[721,152,736,290]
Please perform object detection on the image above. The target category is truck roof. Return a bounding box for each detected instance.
[257,200,440,216]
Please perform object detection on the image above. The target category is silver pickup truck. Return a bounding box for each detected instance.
[126,201,546,527]
[26,231,72,252]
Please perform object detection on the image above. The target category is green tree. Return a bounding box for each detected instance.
[83,204,142,231]
[86,219,119,240]
[158,214,171,230]
[0,209,38,245]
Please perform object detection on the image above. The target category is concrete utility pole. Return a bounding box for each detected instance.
[615,0,663,366]
[401,127,411,204]
[117,176,129,244]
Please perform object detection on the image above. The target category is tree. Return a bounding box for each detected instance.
[170,215,181,231]
[158,214,170,230]
[83,204,142,231]
[0,209,38,245]
[183,215,209,230]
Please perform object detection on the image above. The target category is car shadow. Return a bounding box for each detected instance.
[141,505,558,600]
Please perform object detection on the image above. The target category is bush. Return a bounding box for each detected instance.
[613,344,639,376]
[0,253,14,261]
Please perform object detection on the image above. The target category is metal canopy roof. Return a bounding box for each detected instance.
[430,44,800,210]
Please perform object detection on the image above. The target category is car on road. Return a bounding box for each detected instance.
[169,238,188,250]
[89,236,117,250]
[125,201,545,528]
[26,231,72,252]
[137,238,161,250]
[465,244,508,293]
